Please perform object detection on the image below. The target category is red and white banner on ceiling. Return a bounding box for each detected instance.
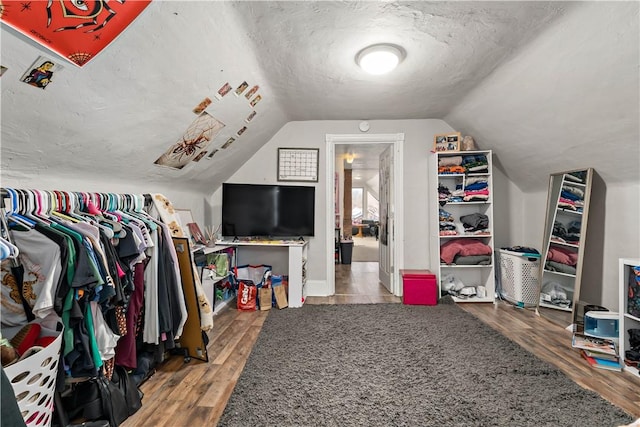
[0,0,152,67]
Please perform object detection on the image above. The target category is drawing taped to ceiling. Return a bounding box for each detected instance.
[0,0,151,67]
[20,56,63,89]
[154,112,225,170]
[236,126,247,137]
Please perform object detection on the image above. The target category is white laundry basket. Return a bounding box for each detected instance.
[4,322,63,427]
[499,249,541,308]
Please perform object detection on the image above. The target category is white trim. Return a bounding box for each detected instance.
[325,133,405,296]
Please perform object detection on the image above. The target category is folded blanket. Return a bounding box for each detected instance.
[440,238,492,264]
[545,260,577,275]
[438,156,463,167]
[547,245,578,266]
[453,255,492,265]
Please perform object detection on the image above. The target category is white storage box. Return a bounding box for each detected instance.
[499,249,541,308]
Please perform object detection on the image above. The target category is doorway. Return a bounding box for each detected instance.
[325,133,404,297]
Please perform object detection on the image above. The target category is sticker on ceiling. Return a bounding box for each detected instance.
[192,151,208,162]
[193,97,212,115]
[206,149,219,159]
[215,82,232,100]
[236,127,247,137]
[234,81,248,96]
[20,56,63,90]
[221,137,235,149]
[0,66,7,77]
[245,111,257,123]
[244,85,259,100]
[154,112,225,170]
[0,0,151,67]
[249,95,262,108]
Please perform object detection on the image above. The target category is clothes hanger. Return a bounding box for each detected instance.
[5,188,35,228]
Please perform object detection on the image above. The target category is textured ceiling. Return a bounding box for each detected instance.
[1,1,637,193]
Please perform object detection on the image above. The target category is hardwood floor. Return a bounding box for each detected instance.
[122,262,640,426]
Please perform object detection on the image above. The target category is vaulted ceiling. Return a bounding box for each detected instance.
[1,1,638,193]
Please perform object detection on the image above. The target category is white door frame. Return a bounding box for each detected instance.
[325,133,405,296]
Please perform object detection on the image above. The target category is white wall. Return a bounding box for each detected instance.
[1,173,209,226]
[212,119,455,292]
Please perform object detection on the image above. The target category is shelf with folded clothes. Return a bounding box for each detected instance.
[433,149,495,303]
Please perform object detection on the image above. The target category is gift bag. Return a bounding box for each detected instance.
[237,281,257,311]
[258,287,272,311]
[273,285,288,309]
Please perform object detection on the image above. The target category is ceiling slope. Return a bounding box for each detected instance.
[445,1,640,192]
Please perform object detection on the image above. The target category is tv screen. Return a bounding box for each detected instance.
[222,183,315,238]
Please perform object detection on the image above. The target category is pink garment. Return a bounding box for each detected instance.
[464,189,490,196]
[115,262,145,369]
[440,238,492,264]
[547,246,578,266]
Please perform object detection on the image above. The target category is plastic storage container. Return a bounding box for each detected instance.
[499,249,541,308]
[584,311,619,343]
[401,269,438,305]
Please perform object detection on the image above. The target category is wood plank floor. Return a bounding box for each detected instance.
[122,262,640,426]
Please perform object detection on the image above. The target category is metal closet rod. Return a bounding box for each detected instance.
[0,188,153,212]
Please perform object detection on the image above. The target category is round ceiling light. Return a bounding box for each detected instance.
[356,44,404,75]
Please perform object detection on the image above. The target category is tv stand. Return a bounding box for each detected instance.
[218,239,308,308]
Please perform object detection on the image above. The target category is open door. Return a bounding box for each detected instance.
[378,146,393,292]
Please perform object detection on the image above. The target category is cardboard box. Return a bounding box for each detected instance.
[400,269,437,305]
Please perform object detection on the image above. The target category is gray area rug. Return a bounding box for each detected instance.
[218,304,633,426]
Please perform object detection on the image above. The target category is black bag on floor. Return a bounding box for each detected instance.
[112,365,143,416]
[62,374,129,427]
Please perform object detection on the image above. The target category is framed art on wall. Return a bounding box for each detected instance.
[277,148,319,182]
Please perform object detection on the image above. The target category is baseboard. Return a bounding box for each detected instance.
[306,279,331,296]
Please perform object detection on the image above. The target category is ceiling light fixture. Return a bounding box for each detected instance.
[346,154,354,164]
[356,44,404,75]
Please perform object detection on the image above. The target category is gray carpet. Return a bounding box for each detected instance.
[218,304,634,426]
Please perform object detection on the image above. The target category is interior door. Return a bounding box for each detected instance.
[378,146,393,292]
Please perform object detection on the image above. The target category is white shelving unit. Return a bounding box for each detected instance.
[197,245,235,314]
[619,258,640,377]
[221,240,309,308]
[539,172,591,314]
[430,150,495,303]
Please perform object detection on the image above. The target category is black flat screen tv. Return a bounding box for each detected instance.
[221,183,315,238]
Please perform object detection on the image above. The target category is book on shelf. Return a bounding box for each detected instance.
[580,350,623,371]
[571,333,618,357]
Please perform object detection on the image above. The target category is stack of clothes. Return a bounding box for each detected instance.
[438,155,465,174]
[545,244,578,275]
[463,176,489,202]
[558,185,585,212]
[439,209,458,236]
[440,238,492,265]
[461,154,488,173]
[551,220,581,245]
[460,213,489,235]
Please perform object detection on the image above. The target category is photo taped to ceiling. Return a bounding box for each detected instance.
[244,84,259,99]
[234,81,249,96]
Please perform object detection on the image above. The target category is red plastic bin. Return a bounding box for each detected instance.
[400,269,438,305]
